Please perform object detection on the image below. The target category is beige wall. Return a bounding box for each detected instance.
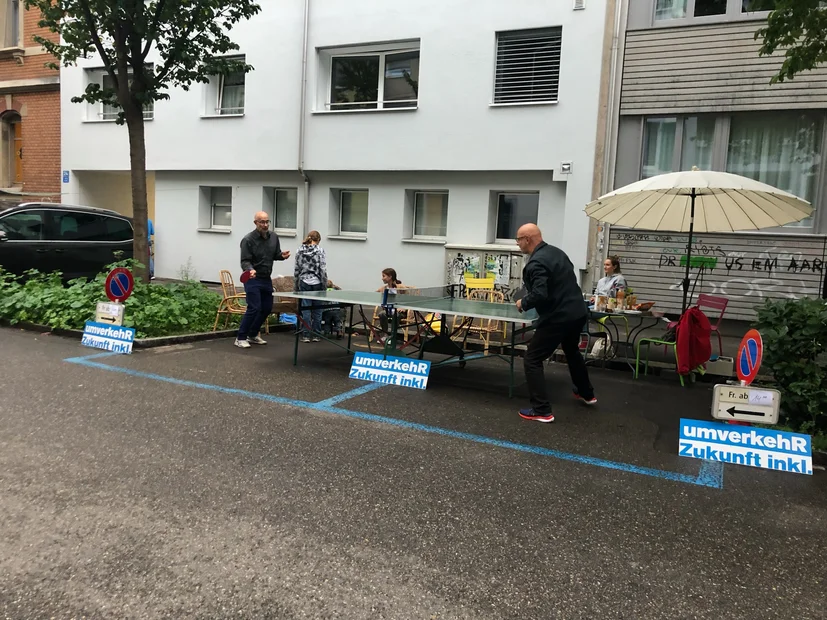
[75,171,156,223]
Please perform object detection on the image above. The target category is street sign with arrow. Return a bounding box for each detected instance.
[711,384,780,425]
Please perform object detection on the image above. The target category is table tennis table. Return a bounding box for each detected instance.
[276,286,538,397]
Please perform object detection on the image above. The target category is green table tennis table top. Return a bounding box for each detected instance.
[278,289,538,324]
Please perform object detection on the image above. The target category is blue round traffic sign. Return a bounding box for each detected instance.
[736,329,763,385]
[105,267,134,302]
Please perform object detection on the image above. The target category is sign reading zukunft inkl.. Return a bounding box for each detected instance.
[348,352,431,389]
[81,321,136,354]
[679,418,812,476]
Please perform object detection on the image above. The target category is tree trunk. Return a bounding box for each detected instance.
[124,102,149,283]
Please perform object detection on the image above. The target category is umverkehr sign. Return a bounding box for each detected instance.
[679,418,812,476]
[81,321,136,354]
[349,352,431,389]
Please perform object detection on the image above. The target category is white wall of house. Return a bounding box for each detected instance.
[61,0,610,288]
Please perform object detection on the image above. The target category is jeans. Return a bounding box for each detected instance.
[524,318,594,414]
[299,280,324,336]
[237,277,273,341]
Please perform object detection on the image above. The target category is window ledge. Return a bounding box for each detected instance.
[327,235,367,242]
[489,101,558,108]
[402,238,446,245]
[83,118,155,123]
[445,243,519,252]
[274,229,297,237]
[0,47,24,60]
[312,106,417,115]
[201,113,245,119]
[197,228,232,234]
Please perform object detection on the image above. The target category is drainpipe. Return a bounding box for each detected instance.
[298,0,311,237]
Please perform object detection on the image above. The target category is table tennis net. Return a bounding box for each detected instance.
[383,284,458,305]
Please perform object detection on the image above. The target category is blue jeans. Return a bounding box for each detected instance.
[237,278,273,340]
[299,280,324,336]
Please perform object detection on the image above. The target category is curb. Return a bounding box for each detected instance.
[0,319,294,348]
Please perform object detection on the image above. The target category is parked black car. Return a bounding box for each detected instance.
[0,202,134,281]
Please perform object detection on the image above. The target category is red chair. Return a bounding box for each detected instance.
[696,294,728,356]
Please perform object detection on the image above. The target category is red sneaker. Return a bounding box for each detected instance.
[519,409,555,423]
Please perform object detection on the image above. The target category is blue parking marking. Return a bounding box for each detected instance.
[64,353,724,489]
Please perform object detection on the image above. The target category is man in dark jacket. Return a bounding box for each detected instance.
[515,224,596,422]
[235,211,290,349]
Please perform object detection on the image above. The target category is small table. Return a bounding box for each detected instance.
[587,309,668,369]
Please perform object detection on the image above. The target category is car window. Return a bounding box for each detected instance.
[52,211,113,241]
[103,216,133,241]
[0,211,46,240]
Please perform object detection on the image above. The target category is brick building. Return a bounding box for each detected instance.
[0,0,59,200]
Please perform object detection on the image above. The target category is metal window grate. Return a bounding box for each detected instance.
[494,27,562,104]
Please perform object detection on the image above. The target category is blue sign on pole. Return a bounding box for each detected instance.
[62,170,70,184]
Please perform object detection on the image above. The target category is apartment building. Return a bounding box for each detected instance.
[60,0,615,292]
[0,0,60,199]
[602,0,827,319]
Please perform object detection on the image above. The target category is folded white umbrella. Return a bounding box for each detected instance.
[584,168,813,312]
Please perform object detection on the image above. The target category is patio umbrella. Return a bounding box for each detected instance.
[584,168,813,313]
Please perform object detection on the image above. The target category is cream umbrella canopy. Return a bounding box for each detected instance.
[584,168,813,313]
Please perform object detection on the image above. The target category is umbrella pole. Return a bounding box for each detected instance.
[681,188,696,314]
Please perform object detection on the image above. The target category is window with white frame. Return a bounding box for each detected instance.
[338,189,368,235]
[205,55,246,116]
[209,187,232,229]
[495,192,539,241]
[264,187,298,232]
[654,0,778,21]
[412,191,448,238]
[323,42,420,111]
[641,111,823,227]
[493,27,562,105]
[91,67,155,121]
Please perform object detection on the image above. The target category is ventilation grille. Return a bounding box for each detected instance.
[494,27,562,104]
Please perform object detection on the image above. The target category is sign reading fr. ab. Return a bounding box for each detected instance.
[711,384,780,425]
[349,352,430,389]
[679,418,812,475]
[81,321,136,354]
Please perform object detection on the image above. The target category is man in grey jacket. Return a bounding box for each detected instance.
[235,211,290,349]
[515,224,596,422]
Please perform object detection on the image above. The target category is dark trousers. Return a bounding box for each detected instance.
[299,280,324,335]
[524,318,594,414]
[237,277,273,340]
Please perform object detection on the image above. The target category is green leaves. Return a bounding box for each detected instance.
[754,0,827,83]
[0,261,231,339]
[754,297,827,434]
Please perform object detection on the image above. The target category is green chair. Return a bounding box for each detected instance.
[635,336,684,387]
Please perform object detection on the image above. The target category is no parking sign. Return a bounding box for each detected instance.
[105,267,134,303]
[736,329,763,386]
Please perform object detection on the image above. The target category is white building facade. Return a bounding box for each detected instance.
[60,0,612,293]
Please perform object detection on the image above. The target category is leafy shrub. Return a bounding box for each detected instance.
[0,259,232,338]
[753,297,827,435]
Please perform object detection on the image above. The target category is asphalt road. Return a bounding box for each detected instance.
[1,327,825,619]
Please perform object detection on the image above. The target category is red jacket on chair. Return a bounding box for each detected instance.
[676,307,712,375]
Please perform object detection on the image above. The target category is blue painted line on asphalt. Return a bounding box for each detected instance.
[64,352,121,362]
[64,355,723,489]
[316,382,386,406]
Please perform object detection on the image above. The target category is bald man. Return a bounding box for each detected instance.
[235,212,290,349]
[515,224,596,422]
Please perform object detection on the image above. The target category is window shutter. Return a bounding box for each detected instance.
[494,27,562,104]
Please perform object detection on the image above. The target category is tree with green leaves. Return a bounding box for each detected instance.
[24,0,261,281]
[755,0,827,83]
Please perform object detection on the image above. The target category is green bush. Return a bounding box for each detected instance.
[753,297,827,436]
[0,259,233,338]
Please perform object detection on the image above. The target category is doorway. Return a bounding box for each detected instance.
[1,112,22,188]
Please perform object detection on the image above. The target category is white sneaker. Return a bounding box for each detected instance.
[234,339,251,349]
[311,337,321,342]
[301,336,311,343]
[248,335,267,345]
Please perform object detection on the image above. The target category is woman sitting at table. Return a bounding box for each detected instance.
[592,255,627,302]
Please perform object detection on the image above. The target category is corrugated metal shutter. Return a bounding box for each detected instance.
[607,228,827,320]
[620,22,827,114]
[494,27,562,104]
